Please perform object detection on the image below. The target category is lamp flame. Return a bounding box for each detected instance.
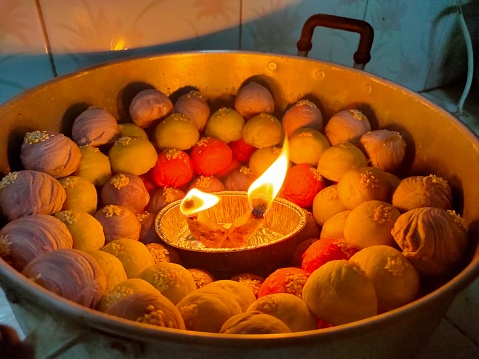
[247,137,289,215]
[180,188,220,217]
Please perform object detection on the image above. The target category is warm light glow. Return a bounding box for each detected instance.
[180,188,220,216]
[112,37,127,51]
[247,137,289,214]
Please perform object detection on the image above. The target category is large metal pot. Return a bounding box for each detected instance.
[0,33,479,359]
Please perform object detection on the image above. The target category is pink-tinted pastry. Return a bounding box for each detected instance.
[220,311,292,334]
[0,170,66,221]
[223,166,256,191]
[20,130,81,178]
[215,158,242,180]
[174,90,210,132]
[72,107,120,146]
[146,187,185,214]
[234,82,274,119]
[282,99,323,137]
[0,214,73,271]
[101,173,150,214]
[188,268,216,289]
[106,291,185,329]
[187,175,225,193]
[145,242,181,264]
[129,88,173,128]
[22,248,106,308]
[137,212,159,244]
[94,205,142,244]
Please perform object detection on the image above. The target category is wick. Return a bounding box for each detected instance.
[251,198,268,218]
[183,199,196,211]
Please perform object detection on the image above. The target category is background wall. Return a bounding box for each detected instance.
[0,0,474,104]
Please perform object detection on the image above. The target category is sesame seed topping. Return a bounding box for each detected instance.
[149,247,169,264]
[117,137,132,146]
[296,99,317,108]
[373,204,393,224]
[299,131,313,138]
[165,149,181,160]
[428,174,448,187]
[162,187,177,203]
[24,130,52,144]
[190,271,209,289]
[103,205,122,217]
[384,256,408,276]
[0,172,18,189]
[136,306,168,327]
[110,174,129,189]
[349,109,367,121]
[137,212,149,222]
[447,210,468,232]
[321,186,338,200]
[60,177,79,189]
[309,167,323,181]
[359,170,379,188]
[239,166,253,175]
[196,137,210,146]
[54,210,80,224]
[195,176,212,189]
[80,145,100,152]
[0,235,12,257]
[284,272,308,298]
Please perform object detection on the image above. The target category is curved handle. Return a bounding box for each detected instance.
[296,14,374,70]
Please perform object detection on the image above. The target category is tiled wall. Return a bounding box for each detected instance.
[0,0,473,104]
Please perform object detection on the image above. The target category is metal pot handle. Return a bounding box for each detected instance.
[296,14,374,70]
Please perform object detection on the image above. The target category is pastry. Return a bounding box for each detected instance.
[59,175,98,215]
[54,210,105,251]
[0,170,66,221]
[20,130,81,178]
[149,149,195,188]
[94,205,142,244]
[101,238,155,278]
[101,172,150,214]
[190,137,233,176]
[72,107,120,146]
[0,214,73,271]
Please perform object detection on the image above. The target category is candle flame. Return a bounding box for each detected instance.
[180,188,220,216]
[247,137,289,215]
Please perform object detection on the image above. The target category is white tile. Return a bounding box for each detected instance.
[38,0,241,76]
[0,0,54,104]
[365,0,463,92]
[241,0,369,67]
